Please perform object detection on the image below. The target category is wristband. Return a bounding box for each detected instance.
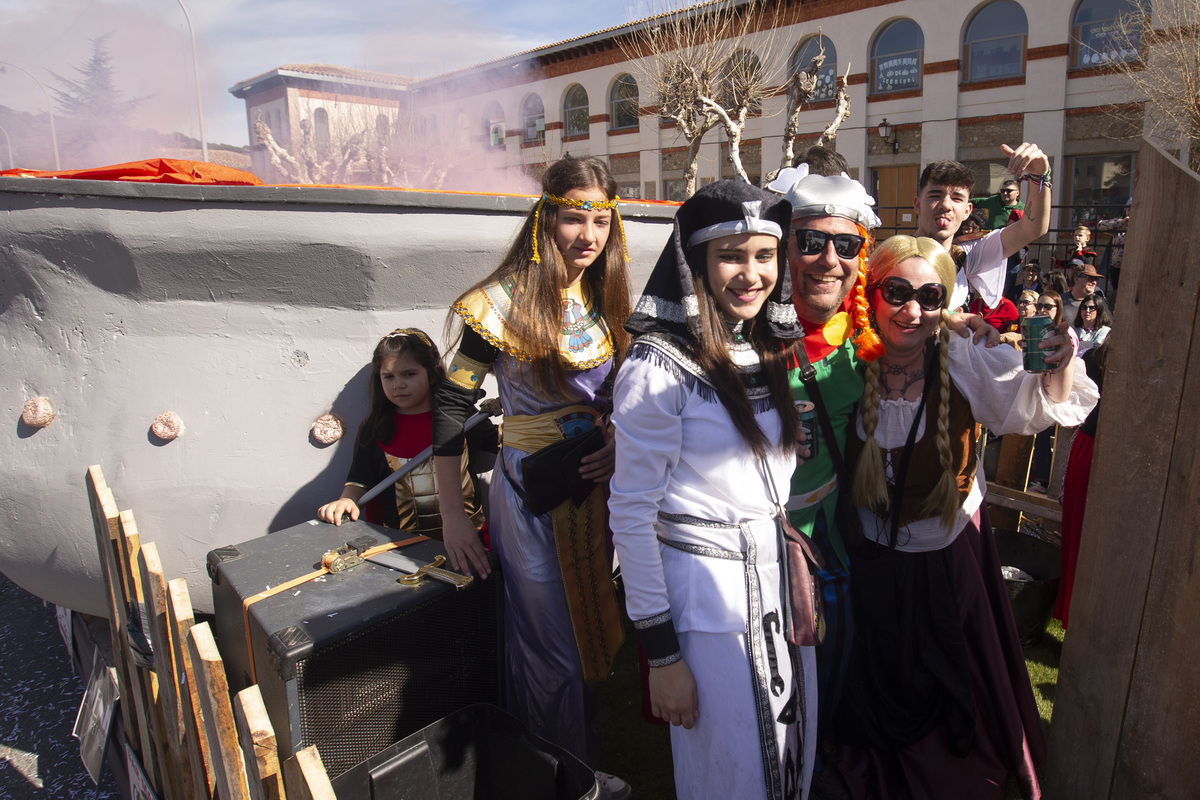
[1019,168,1052,191]
[634,611,683,667]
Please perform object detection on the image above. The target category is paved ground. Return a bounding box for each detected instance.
[0,572,119,799]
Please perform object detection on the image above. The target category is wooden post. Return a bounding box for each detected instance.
[84,466,142,758]
[1047,140,1200,798]
[282,746,336,800]
[168,579,215,800]
[188,622,250,800]
[138,541,197,800]
[234,686,287,800]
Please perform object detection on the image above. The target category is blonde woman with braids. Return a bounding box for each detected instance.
[835,236,1098,800]
[431,156,632,796]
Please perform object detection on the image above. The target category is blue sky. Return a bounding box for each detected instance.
[0,0,696,147]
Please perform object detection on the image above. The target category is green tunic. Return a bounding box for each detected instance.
[787,339,864,569]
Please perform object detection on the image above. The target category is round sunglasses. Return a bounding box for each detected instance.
[793,229,866,258]
[873,276,947,312]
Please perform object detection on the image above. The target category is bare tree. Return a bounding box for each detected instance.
[767,48,851,182]
[1104,0,1200,168]
[621,0,782,196]
[814,67,852,149]
[252,108,470,188]
[772,45,825,182]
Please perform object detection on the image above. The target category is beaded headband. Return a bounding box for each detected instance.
[530,192,630,265]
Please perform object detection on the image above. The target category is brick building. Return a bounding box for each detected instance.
[230,0,1145,230]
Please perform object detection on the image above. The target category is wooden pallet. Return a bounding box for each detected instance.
[85,464,337,800]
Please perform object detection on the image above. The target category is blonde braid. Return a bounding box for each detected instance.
[852,360,891,516]
[921,321,959,529]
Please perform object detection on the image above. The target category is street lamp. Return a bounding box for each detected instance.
[0,122,14,170]
[877,118,899,155]
[0,62,60,169]
[176,0,208,162]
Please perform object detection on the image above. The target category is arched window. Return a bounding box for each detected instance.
[522,94,545,144]
[792,35,838,101]
[484,101,505,149]
[1072,0,1141,67]
[563,84,590,137]
[610,74,639,130]
[872,19,925,94]
[313,107,331,159]
[964,2,1028,82]
[724,49,764,111]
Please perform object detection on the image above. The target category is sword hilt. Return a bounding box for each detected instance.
[397,555,474,589]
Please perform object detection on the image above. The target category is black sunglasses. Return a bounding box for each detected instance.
[873,277,947,312]
[1034,302,1058,312]
[793,229,866,258]
[1081,304,1098,311]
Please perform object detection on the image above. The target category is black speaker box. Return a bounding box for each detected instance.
[207,519,501,778]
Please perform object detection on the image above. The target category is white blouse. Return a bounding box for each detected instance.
[855,333,1099,552]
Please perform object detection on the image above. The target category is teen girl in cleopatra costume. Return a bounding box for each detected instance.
[610,181,813,800]
[431,156,631,774]
[836,236,1098,800]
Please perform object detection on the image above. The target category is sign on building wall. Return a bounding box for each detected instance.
[875,56,921,93]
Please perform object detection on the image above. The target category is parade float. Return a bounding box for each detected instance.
[0,161,673,616]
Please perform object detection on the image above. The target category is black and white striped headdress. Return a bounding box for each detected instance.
[627,179,801,341]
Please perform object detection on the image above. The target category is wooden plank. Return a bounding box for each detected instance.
[116,509,165,794]
[282,746,336,800]
[85,466,142,763]
[989,433,1034,530]
[138,541,197,800]
[234,686,286,800]
[188,622,250,800]
[168,579,215,800]
[1047,140,1200,798]
[985,483,1063,522]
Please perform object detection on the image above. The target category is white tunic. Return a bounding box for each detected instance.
[855,333,1100,552]
[953,228,1007,310]
[611,334,815,800]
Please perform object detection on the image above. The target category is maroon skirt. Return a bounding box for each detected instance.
[837,504,1046,800]
[1055,431,1094,628]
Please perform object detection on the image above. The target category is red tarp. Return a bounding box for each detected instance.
[0,158,263,186]
[0,157,683,207]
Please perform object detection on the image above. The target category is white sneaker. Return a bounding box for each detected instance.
[596,770,632,800]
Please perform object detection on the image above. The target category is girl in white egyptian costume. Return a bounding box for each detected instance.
[611,180,817,800]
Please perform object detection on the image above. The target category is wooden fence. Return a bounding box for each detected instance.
[1046,139,1200,798]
